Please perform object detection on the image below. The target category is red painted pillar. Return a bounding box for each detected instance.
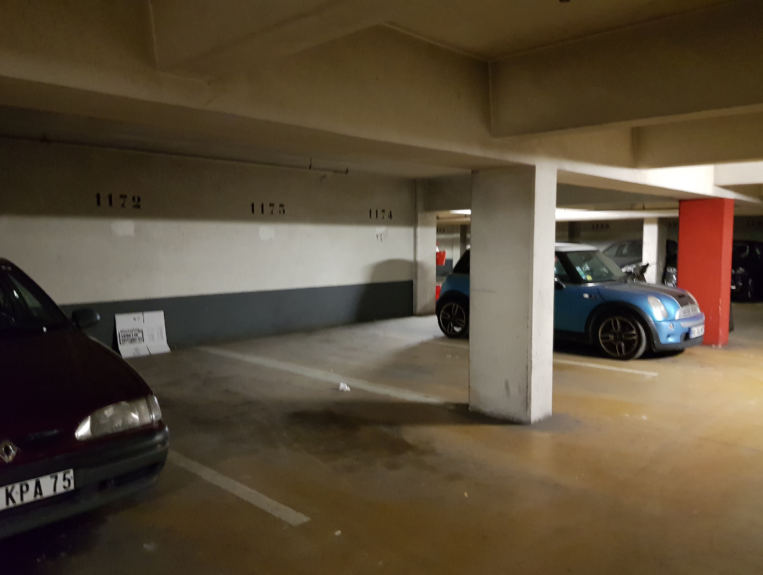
[677,199,734,347]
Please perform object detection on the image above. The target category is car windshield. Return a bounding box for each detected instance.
[0,263,70,338]
[560,250,627,283]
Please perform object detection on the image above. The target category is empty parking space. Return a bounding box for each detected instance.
[5,308,763,574]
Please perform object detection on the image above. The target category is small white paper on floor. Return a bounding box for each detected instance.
[115,311,170,358]
[339,382,351,392]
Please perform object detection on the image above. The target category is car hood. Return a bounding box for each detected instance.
[0,329,152,439]
[596,281,694,306]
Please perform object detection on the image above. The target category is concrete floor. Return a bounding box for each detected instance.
[5,304,763,574]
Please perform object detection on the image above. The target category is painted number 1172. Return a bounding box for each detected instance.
[96,194,141,209]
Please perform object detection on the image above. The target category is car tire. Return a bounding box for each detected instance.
[595,313,648,361]
[437,294,469,339]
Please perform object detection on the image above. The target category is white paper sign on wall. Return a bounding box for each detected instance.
[115,311,171,358]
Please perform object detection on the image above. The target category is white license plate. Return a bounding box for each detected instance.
[690,325,705,339]
[0,469,74,512]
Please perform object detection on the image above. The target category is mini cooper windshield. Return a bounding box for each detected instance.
[0,263,70,337]
[559,251,627,284]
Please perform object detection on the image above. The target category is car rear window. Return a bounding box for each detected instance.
[453,250,470,275]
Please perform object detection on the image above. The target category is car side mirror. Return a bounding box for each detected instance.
[555,278,566,290]
[72,308,100,329]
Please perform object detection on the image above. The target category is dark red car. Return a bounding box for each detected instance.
[0,259,168,539]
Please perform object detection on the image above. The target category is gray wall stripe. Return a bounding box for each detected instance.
[60,281,413,350]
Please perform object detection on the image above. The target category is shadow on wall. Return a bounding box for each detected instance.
[356,259,413,322]
[60,259,414,350]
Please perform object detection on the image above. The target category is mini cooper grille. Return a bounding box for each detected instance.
[677,304,700,319]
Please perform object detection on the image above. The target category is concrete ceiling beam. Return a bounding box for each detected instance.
[149,0,405,78]
[634,112,763,167]
[714,162,763,187]
[557,163,761,204]
[490,0,763,138]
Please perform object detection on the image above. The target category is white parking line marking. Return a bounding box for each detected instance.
[553,358,658,378]
[169,451,310,527]
[199,347,445,405]
[367,331,469,350]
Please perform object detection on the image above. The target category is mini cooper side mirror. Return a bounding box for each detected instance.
[72,308,100,330]
[554,278,566,290]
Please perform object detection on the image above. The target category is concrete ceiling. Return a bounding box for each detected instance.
[0,105,479,179]
[389,0,732,59]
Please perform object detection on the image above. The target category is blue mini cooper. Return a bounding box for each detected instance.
[436,243,706,360]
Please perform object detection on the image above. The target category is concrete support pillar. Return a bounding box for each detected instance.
[414,181,437,316]
[469,165,557,423]
[677,199,734,347]
[643,218,668,284]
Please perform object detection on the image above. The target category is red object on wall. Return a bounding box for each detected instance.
[677,198,734,347]
[436,285,441,300]
[436,251,447,266]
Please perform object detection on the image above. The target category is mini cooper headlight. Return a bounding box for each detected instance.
[648,296,669,321]
[75,396,162,441]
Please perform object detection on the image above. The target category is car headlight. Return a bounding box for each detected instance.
[648,296,669,321]
[75,396,162,441]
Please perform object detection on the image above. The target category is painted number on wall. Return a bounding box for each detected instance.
[369,209,393,220]
[96,194,141,209]
[252,203,286,215]
[590,223,610,230]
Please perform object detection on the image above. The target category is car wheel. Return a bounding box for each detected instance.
[595,313,647,360]
[437,297,469,339]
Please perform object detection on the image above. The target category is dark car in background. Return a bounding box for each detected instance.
[605,238,763,301]
[603,239,678,286]
[731,241,763,301]
[0,259,168,539]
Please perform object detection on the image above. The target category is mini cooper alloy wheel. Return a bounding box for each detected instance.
[598,316,643,359]
[438,302,468,338]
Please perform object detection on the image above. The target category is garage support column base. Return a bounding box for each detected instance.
[469,165,557,424]
[677,198,734,347]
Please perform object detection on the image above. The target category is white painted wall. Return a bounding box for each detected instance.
[0,140,415,305]
[436,224,462,264]
[569,219,643,251]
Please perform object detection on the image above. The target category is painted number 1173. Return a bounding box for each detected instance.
[252,203,286,215]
